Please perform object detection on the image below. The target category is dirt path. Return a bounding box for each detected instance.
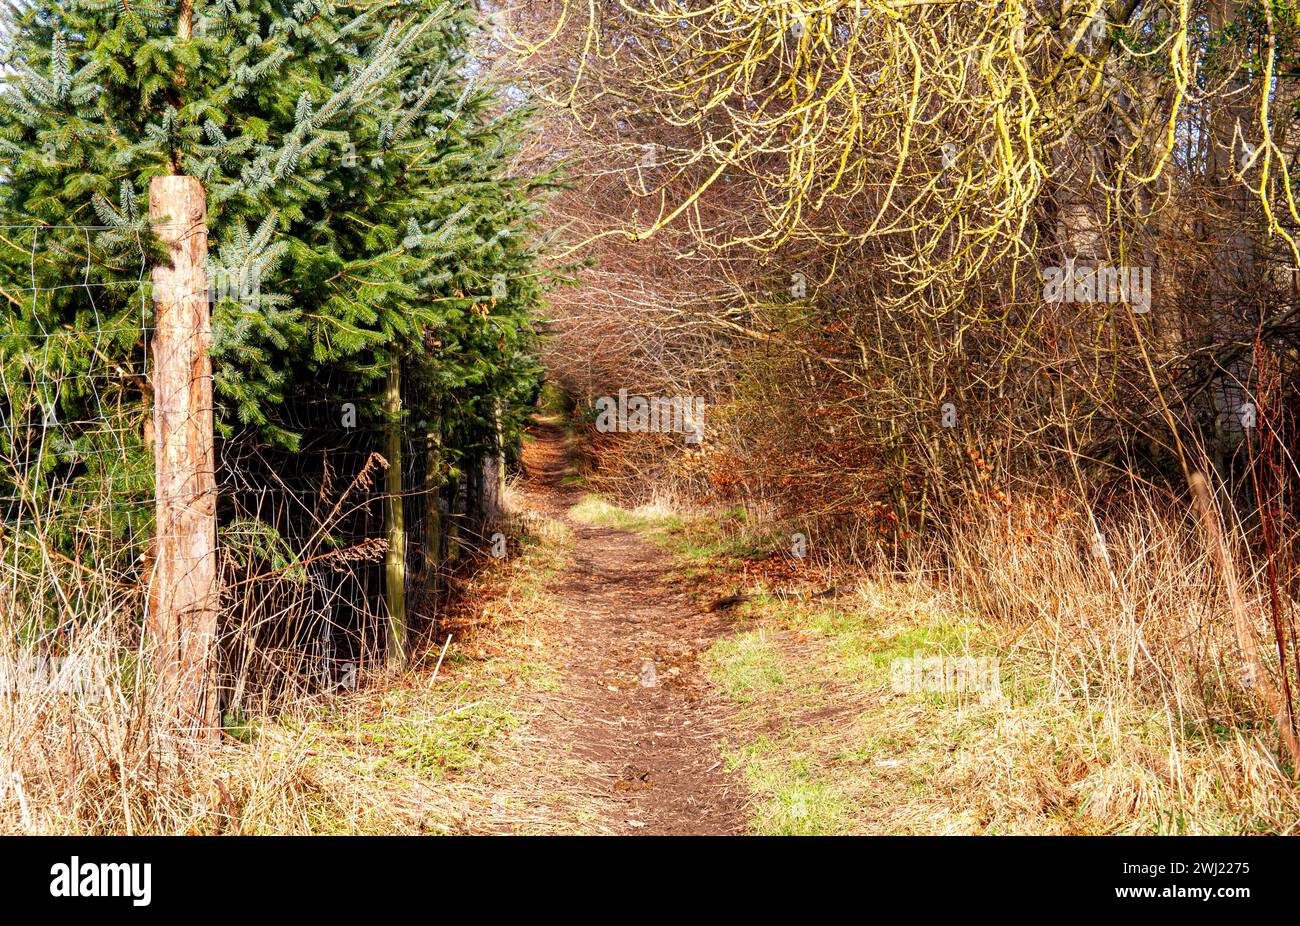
[508,419,747,835]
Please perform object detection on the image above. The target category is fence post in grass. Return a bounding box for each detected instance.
[148,174,220,740]
[383,357,408,669]
[481,398,506,524]
[445,473,463,562]
[424,423,442,576]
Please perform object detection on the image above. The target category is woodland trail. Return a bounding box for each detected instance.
[500,419,748,835]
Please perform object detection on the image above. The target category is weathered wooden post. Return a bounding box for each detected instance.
[480,398,507,523]
[444,473,463,563]
[148,175,219,739]
[383,358,408,668]
[424,423,442,574]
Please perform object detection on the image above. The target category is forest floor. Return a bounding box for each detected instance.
[240,415,748,834]
[231,414,1289,835]
[469,417,750,834]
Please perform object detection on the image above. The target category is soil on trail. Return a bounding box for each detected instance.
[508,419,748,835]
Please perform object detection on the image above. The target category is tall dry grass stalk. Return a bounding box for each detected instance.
[0,530,200,834]
[0,554,394,834]
[913,480,1300,830]
[613,442,1300,829]
[0,410,393,833]
[1188,471,1300,772]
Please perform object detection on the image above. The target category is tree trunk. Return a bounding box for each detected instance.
[148,174,219,739]
[1203,0,1259,472]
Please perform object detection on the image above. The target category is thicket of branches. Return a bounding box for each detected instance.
[503,0,1300,775]
[502,0,1300,544]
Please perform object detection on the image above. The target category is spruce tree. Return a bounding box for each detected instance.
[0,0,553,624]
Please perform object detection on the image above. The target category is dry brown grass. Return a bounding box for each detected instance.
[610,483,1300,834]
[0,491,597,835]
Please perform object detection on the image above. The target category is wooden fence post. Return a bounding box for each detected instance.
[480,398,507,524]
[383,358,408,668]
[148,175,219,739]
[424,424,442,575]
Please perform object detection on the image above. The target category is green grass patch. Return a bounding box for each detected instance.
[702,567,1033,833]
[707,631,789,704]
[362,700,517,778]
[568,494,770,572]
[568,494,686,533]
[725,739,852,835]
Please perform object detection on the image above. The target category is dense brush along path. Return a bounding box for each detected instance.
[496,419,747,834]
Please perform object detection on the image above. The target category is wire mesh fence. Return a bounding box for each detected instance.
[0,221,506,731]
